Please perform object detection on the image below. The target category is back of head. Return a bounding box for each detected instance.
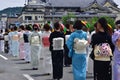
[98,17,108,31]
[65,23,70,29]
[54,22,60,30]
[73,20,83,30]
[98,17,113,35]
[19,25,25,30]
[43,23,50,31]
[13,26,18,31]
[98,18,108,31]
[26,25,32,31]
[115,20,120,29]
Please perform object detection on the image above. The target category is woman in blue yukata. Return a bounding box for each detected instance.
[11,26,20,57]
[66,20,88,80]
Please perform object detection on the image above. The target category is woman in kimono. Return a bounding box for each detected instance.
[18,25,25,60]
[112,20,120,80]
[8,28,14,55]
[64,23,72,67]
[11,26,19,57]
[0,30,4,53]
[4,29,9,53]
[49,22,65,80]
[23,25,32,63]
[29,24,41,70]
[91,18,114,80]
[41,24,52,75]
[66,20,88,80]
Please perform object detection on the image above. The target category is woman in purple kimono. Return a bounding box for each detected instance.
[112,20,120,80]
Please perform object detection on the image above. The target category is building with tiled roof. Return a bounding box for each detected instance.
[19,0,120,25]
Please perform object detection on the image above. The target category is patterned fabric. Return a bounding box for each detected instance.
[19,31,25,59]
[94,43,112,57]
[112,30,120,80]
[116,38,120,51]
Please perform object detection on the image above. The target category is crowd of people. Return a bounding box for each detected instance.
[0,17,120,80]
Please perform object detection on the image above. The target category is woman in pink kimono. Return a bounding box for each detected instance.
[18,25,25,60]
[112,20,120,80]
[41,24,52,75]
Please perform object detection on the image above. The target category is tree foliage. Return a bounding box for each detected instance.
[62,13,76,25]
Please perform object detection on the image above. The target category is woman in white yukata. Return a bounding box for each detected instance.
[0,30,4,53]
[41,24,52,75]
[29,24,41,70]
[23,25,32,63]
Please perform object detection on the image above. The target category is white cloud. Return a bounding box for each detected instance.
[114,0,120,8]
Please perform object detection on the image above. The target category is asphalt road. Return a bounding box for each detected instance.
[0,52,93,80]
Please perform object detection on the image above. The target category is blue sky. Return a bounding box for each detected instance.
[0,0,120,10]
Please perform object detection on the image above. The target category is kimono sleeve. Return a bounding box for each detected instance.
[28,32,32,43]
[112,31,120,45]
[49,33,53,51]
[66,33,75,58]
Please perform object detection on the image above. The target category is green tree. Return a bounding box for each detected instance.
[62,13,76,25]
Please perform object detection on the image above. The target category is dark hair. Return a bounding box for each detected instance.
[33,24,39,30]
[43,24,50,31]
[115,20,120,29]
[5,28,9,33]
[98,17,113,35]
[54,22,61,30]
[94,22,98,33]
[98,18,108,31]
[73,20,83,30]
[26,25,32,30]
[13,26,18,31]
[94,22,97,28]
[10,27,14,31]
[65,23,70,29]
[0,30,3,33]
[115,20,120,25]
[19,25,25,30]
